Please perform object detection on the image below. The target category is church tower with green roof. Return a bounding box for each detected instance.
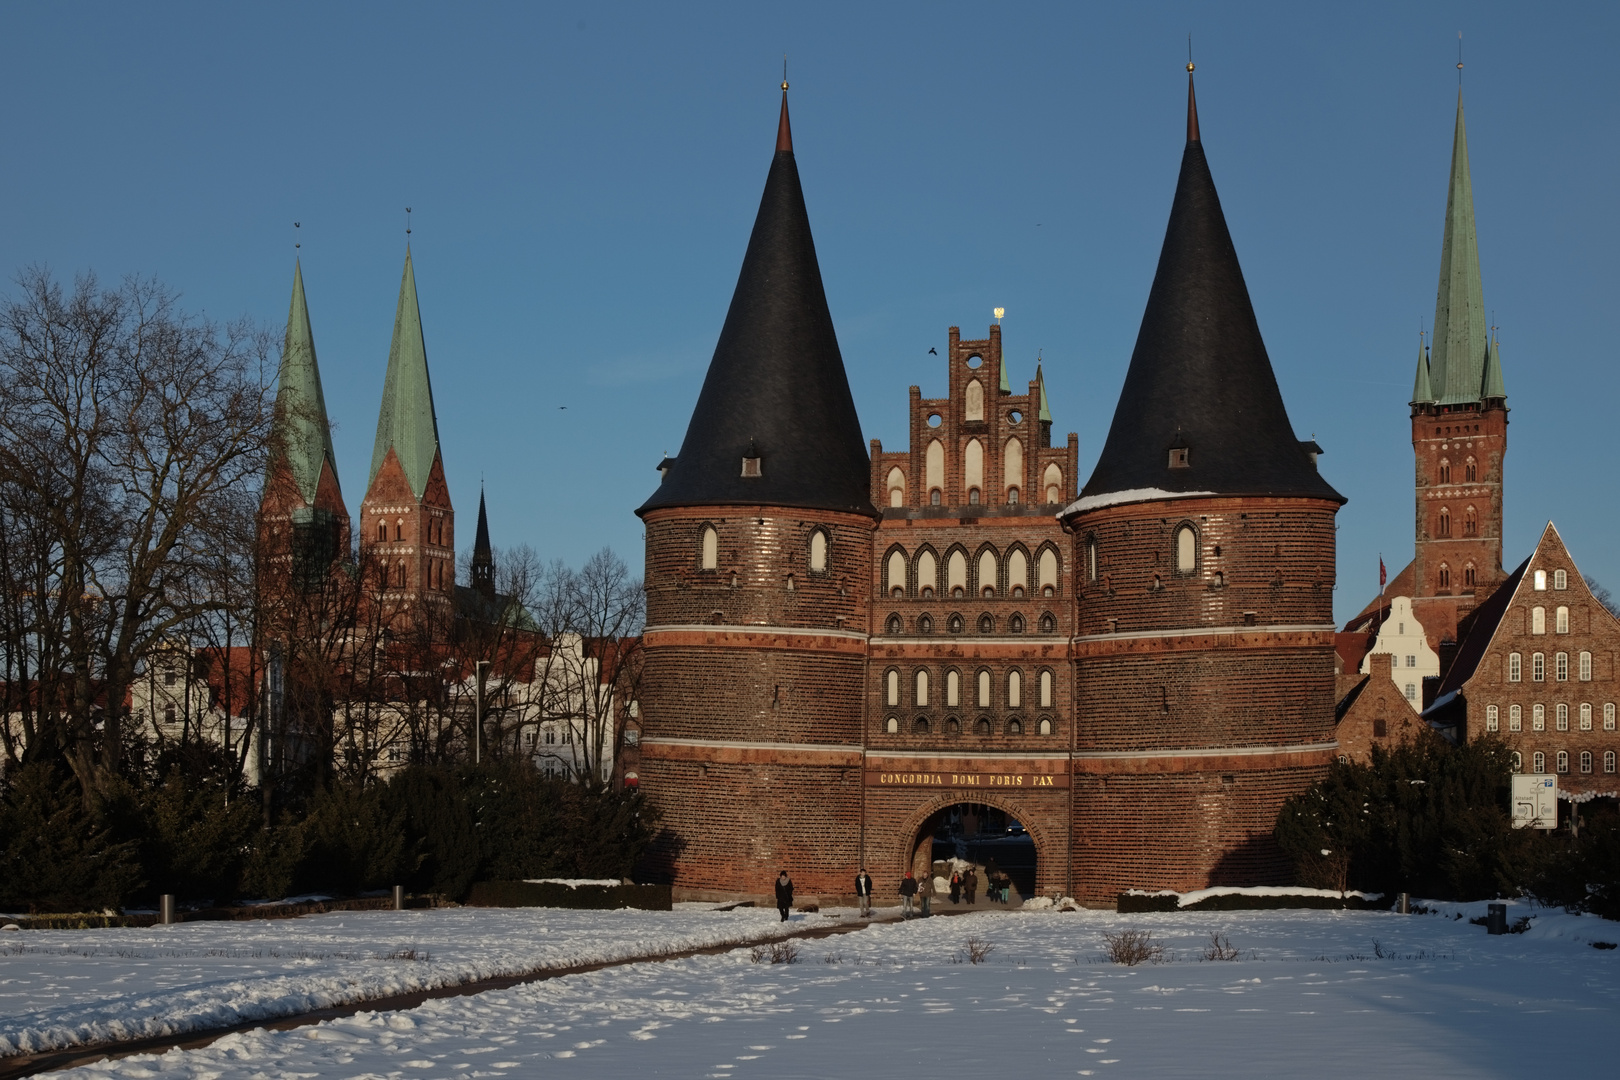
[359,247,457,617]
[261,259,350,593]
[1408,90,1509,646]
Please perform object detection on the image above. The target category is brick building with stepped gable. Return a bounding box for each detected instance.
[634,72,1347,905]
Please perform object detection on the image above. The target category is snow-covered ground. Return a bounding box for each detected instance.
[0,906,796,1057]
[21,898,1619,1078]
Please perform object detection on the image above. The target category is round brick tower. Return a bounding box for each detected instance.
[1061,72,1345,902]
[635,88,878,902]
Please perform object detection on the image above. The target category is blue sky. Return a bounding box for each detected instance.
[1,1,1615,624]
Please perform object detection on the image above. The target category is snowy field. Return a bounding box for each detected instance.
[0,906,793,1057]
[20,898,1620,1079]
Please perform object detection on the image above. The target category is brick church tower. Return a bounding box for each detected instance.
[636,87,878,897]
[358,248,456,619]
[1060,71,1344,896]
[260,259,350,595]
[1408,91,1508,647]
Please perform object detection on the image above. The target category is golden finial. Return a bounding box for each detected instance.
[1187,33,1194,72]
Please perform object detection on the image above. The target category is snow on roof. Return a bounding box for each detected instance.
[1061,487,1218,516]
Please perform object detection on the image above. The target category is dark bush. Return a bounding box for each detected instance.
[295,780,407,895]
[1275,737,1537,900]
[384,766,479,900]
[0,762,143,913]
[137,768,261,904]
[1530,800,1620,919]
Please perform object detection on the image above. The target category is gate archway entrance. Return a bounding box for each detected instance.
[910,801,1039,904]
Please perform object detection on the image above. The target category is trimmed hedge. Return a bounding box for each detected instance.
[1117,891,1383,913]
[467,880,672,911]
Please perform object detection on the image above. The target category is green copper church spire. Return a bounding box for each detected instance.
[1036,361,1052,423]
[1429,91,1493,406]
[271,259,340,505]
[369,246,442,499]
[1411,332,1434,405]
[1481,328,1506,400]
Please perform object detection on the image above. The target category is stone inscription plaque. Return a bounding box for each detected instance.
[864,770,1069,789]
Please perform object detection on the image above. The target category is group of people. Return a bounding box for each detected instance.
[772,865,1014,923]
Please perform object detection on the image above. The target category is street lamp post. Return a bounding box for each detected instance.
[474,659,491,766]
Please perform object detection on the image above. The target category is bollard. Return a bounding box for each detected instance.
[393,885,405,911]
[1397,892,1410,914]
[160,894,176,925]
[1487,902,1507,935]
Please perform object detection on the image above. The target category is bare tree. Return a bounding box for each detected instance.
[0,269,276,797]
[1585,575,1620,619]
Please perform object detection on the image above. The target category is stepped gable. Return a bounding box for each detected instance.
[369,247,443,500]
[638,90,875,519]
[270,259,341,505]
[1077,73,1342,507]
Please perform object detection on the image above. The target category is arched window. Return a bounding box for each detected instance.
[886,613,902,635]
[978,548,998,596]
[1040,670,1054,708]
[964,378,984,421]
[886,716,899,734]
[1608,703,1617,731]
[886,467,905,508]
[1438,507,1451,537]
[926,440,944,502]
[1512,751,1523,772]
[1006,718,1023,736]
[1486,704,1499,731]
[946,717,961,735]
[1464,506,1478,536]
[1039,548,1059,596]
[1508,652,1522,682]
[931,488,942,506]
[1509,704,1522,731]
[1174,525,1196,573]
[1583,751,1595,774]
[915,669,929,707]
[701,526,719,570]
[964,439,984,502]
[1007,549,1028,596]
[1554,569,1567,590]
[1008,613,1024,634]
[948,613,964,634]
[1438,458,1451,483]
[1038,717,1053,736]
[395,519,404,541]
[975,717,992,736]
[1581,703,1593,730]
[947,549,968,596]
[396,559,407,588]
[916,549,938,597]
[1606,751,1617,774]
[1044,463,1063,505]
[1039,612,1056,633]
[1003,438,1023,502]
[1534,569,1547,590]
[1007,670,1022,708]
[1464,457,1476,481]
[1464,564,1476,588]
[1533,751,1545,773]
[946,669,961,707]
[1438,564,1450,589]
[978,613,994,634]
[1532,606,1546,634]
[1532,703,1545,731]
[913,716,930,735]
[1532,652,1545,681]
[809,530,828,572]
[1086,536,1098,582]
[1556,652,1569,681]
[976,669,991,708]
[377,520,387,542]
[1557,751,1569,774]
[886,669,899,707]
[887,549,907,597]
[1557,703,1569,730]
[917,614,933,634]
[1581,652,1593,681]
[1555,606,1569,634]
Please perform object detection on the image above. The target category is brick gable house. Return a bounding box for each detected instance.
[1335,653,1429,765]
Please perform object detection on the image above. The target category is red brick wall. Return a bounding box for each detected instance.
[1410,401,1507,643]
[1334,653,1427,764]
[357,448,455,620]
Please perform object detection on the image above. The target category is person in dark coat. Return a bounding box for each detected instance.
[964,867,978,905]
[899,871,918,918]
[855,868,874,917]
[949,870,963,904]
[774,870,793,921]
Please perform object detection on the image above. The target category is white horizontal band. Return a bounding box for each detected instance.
[1071,740,1339,760]
[1073,623,1336,644]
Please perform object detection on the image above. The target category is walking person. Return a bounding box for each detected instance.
[855,868,874,917]
[964,867,978,905]
[920,869,934,917]
[949,870,963,905]
[774,869,794,922]
[899,871,918,918]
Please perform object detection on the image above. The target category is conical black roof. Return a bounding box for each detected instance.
[638,93,875,519]
[473,488,491,560]
[1078,76,1343,508]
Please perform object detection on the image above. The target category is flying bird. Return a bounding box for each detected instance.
[928,347,937,355]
